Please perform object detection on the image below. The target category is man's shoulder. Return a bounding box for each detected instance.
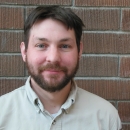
[76,87,117,113]
[74,87,122,130]
[0,86,26,104]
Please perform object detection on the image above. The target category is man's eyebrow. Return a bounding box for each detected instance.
[59,38,74,42]
[36,37,49,42]
[35,37,74,42]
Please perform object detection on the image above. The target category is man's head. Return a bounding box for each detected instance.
[21,6,84,92]
[24,6,84,52]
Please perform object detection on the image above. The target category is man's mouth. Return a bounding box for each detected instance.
[39,64,67,73]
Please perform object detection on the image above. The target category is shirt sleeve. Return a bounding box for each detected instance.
[110,111,122,130]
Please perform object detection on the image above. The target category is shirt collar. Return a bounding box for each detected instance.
[25,76,78,113]
[61,79,77,113]
[25,76,39,110]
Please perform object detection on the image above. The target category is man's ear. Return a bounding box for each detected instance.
[79,42,83,59]
[20,42,26,62]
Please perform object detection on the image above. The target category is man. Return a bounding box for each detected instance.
[0,6,122,130]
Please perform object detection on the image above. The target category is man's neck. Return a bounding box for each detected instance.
[30,78,71,114]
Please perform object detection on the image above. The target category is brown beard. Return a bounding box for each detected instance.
[26,57,79,92]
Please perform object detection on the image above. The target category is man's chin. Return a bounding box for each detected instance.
[43,77,65,86]
[36,75,71,92]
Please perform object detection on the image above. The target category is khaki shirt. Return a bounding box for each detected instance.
[0,77,122,130]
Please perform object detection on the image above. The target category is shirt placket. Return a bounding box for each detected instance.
[50,117,62,130]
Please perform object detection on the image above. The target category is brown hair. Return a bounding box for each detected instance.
[24,6,84,52]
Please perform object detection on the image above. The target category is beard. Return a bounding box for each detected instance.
[26,57,79,92]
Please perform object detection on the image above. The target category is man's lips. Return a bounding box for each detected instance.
[44,69,61,72]
[45,69,61,72]
[38,64,68,73]
[42,69,63,75]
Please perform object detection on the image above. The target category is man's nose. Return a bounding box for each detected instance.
[46,47,61,63]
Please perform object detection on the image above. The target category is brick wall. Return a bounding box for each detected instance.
[0,0,130,129]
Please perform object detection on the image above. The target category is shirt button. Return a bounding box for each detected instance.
[52,120,56,125]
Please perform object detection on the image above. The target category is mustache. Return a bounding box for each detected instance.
[38,63,67,72]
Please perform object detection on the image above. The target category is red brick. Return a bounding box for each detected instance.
[75,0,130,6]
[77,56,118,77]
[75,79,130,100]
[118,102,130,122]
[73,8,120,30]
[0,0,71,5]
[0,31,23,53]
[122,9,130,31]
[122,124,130,130]
[82,33,130,54]
[0,78,25,96]
[0,7,24,29]
[0,55,25,76]
[120,57,130,77]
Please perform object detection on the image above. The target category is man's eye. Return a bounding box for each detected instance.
[37,44,45,48]
[36,44,47,50]
[59,44,71,51]
[61,44,70,48]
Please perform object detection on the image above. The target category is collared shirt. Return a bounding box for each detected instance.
[0,77,122,130]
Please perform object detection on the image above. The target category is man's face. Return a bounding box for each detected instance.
[21,19,82,92]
